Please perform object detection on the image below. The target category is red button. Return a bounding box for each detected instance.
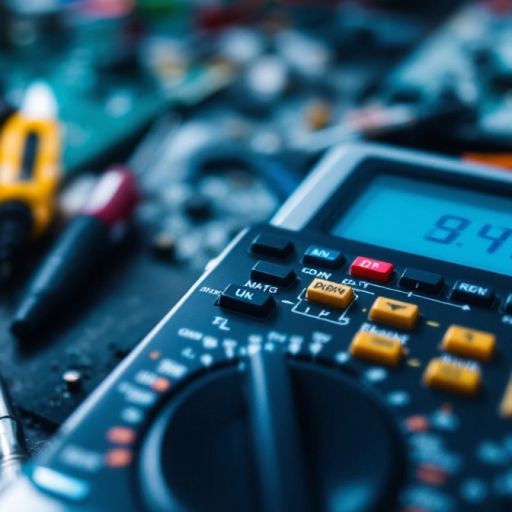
[350,256,394,283]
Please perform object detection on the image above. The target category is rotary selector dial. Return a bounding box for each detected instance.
[138,351,405,512]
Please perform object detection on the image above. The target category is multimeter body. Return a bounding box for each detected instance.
[2,144,512,511]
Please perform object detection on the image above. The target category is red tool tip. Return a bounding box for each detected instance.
[82,166,139,228]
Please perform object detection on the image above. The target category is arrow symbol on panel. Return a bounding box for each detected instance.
[386,303,406,311]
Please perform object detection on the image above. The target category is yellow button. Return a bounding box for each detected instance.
[369,296,419,330]
[442,325,495,361]
[423,358,481,396]
[306,278,353,309]
[500,372,512,418]
[350,331,402,366]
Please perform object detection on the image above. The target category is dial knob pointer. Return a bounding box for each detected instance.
[247,350,314,512]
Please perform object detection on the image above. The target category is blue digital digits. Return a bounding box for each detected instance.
[332,174,512,276]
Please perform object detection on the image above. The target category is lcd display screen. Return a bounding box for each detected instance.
[331,174,512,275]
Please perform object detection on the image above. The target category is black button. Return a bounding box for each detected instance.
[504,293,512,314]
[218,284,275,317]
[251,261,296,287]
[302,245,344,269]
[451,281,494,307]
[399,268,443,293]
[251,234,293,259]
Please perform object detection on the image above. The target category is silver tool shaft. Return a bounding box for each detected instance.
[0,378,27,489]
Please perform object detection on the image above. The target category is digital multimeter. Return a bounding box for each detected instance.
[2,143,512,512]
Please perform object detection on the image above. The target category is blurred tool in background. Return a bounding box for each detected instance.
[0,377,27,490]
[11,166,138,338]
[0,82,60,281]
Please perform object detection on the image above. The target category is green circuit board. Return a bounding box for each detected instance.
[0,14,232,177]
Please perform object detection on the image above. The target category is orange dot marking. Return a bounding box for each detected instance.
[153,377,171,393]
[405,415,429,432]
[105,448,133,468]
[107,427,135,445]
[416,463,447,486]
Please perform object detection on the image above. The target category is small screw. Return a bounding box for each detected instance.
[62,369,82,391]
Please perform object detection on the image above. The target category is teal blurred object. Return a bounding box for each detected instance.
[0,4,232,177]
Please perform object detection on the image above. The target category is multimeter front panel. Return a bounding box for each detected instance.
[3,144,512,512]
[271,144,512,509]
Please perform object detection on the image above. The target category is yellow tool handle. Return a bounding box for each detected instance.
[0,114,60,237]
